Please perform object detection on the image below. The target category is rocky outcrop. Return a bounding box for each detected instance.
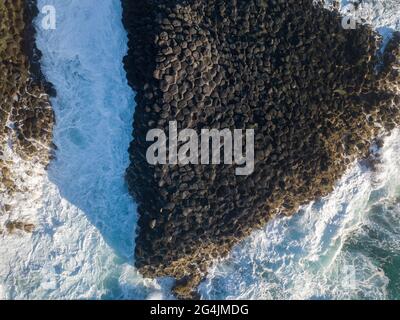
[122,0,400,299]
[0,0,54,229]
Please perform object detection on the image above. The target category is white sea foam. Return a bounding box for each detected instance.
[0,0,167,300]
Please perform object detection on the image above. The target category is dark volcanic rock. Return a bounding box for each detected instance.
[122,0,400,298]
[0,1,54,218]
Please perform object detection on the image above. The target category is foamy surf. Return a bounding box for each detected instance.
[0,0,168,300]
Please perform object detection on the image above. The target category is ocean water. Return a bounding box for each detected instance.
[0,0,399,300]
[200,129,400,299]
[0,0,171,300]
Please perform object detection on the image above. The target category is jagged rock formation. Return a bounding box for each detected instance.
[0,0,54,231]
[122,0,400,299]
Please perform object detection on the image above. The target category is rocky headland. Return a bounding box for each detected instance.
[122,0,400,299]
[0,0,54,233]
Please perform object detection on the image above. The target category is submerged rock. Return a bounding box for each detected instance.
[122,0,400,299]
[0,0,54,231]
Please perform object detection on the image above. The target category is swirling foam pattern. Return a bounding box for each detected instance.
[0,0,399,300]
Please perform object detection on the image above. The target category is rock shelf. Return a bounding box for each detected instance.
[122,0,400,298]
[0,0,54,231]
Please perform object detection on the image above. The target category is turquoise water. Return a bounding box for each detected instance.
[345,188,400,299]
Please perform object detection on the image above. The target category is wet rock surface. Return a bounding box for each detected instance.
[0,0,54,231]
[122,0,400,299]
